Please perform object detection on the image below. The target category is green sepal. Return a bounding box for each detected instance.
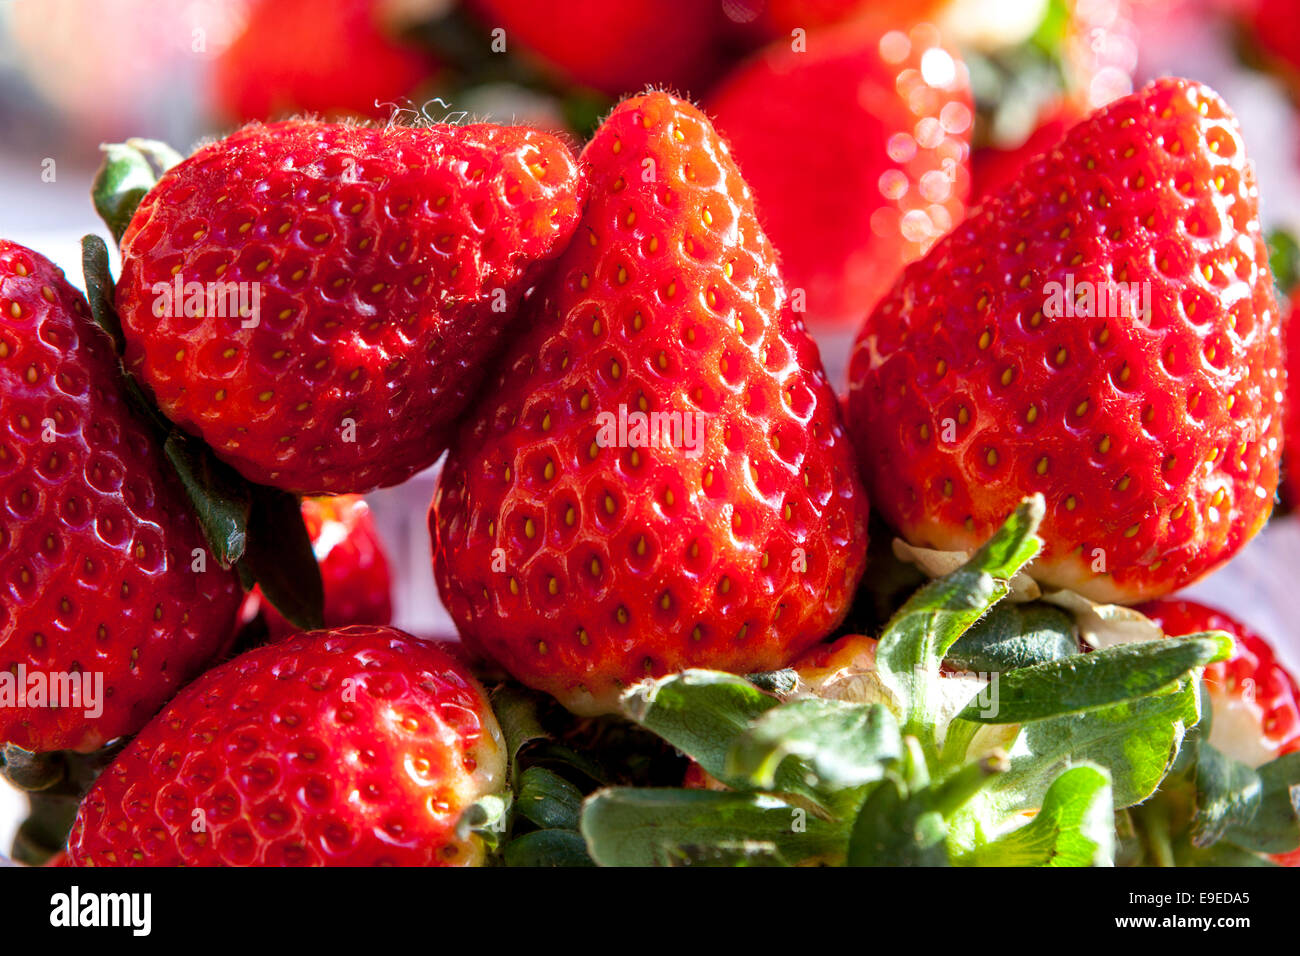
[846,776,949,867]
[581,788,844,867]
[960,765,1114,867]
[945,601,1078,673]
[516,766,584,831]
[876,495,1043,754]
[164,429,251,568]
[981,678,1200,814]
[1222,751,1300,855]
[726,699,901,792]
[956,634,1232,724]
[503,829,595,867]
[236,485,324,632]
[92,139,183,245]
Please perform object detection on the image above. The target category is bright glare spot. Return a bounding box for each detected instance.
[920,48,956,89]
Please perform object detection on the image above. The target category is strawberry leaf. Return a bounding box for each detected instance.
[92,139,182,246]
[503,828,595,867]
[876,495,1043,755]
[959,765,1114,866]
[945,602,1078,673]
[1190,743,1263,848]
[581,789,844,867]
[846,776,949,866]
[956,634,1232,724]
[164,429,251,568]
[80,235,126,355]
[979,677,1200,815]
[236,485,324,632]
[726,699,901,791]
[1222,752,1300,855]
[516,766,584,831]
[618,671,786,792]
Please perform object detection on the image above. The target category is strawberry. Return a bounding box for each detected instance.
[1138,598,1300,865]
[431,91,870,715]
[847,78,1284,604]
[708,21,972,328]
[248,495,393,640]
[469,0,721,97]
[113,119,585,495]
[212,0,437,122]
[65,625,506,866]
[0,241,243,753]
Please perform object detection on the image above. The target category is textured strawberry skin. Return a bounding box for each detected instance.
[1139,598,1300,865]
[470,0,720,96]
[115,120,585,494]
[213,0,434,122]
[848,78,1283,603]
[0,241,242,753]
[709,22,971,328]
[259,495,393,639]
[66,626,505,866]
[432,92,869,714]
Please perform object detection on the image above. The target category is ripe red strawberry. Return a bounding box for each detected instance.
[66,625,506,866]
[709,22,972,328]
[247,495,393,640]
[114,120,585,495]
[847,78,1283,604]
[431,92,870,714]
[1138,598,1300,865]
[470,0,721,97]
[213,0,436,122]
[0,241,242,753]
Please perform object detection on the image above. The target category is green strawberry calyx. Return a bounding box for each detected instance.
[490,497,1240,866]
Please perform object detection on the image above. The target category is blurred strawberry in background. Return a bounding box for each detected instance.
[469,0,721,96]
[213,0,443,121]
[721,0,953,41]
[710,21,972,329]
[1245,0,1300,96]
[968,0,1137,199]
[243,495,394,641]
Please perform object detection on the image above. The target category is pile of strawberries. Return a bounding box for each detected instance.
[2,1,1299,868]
